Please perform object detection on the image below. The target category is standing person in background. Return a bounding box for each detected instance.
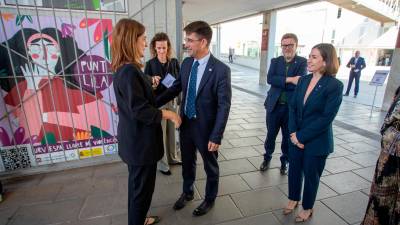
[228,47,234,63]
[260,33,307,175]
[145,32,182,176]
[361,86,400,225]
[111,19,181,225]
[343,50,366,98]
[284,43,343,222]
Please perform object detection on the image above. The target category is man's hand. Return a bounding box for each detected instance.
[208,141,220,152]
[286,76,301,85]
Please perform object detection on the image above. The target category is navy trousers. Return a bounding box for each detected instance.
[180,117,219,202]
[264,104,289,165]
[288,145,327,209]
[345,72,361,96]
[128,164,157,225]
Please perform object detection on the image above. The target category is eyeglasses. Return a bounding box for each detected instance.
[184,38,201,44]
[281,44,295,49]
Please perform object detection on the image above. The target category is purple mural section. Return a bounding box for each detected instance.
[0,14,118,171]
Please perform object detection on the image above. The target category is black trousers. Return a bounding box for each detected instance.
[180,117,219,202]
[264,104,289,165]
[128,164,157,225]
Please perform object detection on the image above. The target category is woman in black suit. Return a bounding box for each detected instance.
[283,43,343,222]
[111,19,181,225]
[145,33,181,175]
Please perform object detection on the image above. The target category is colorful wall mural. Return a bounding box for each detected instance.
[0,14,118,171]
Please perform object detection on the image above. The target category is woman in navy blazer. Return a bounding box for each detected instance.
[283,43,343,222]
[111,19,181,225]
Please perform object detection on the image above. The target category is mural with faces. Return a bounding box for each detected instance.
[0,14,117,150]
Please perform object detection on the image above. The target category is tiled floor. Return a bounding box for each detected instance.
[0,63,386,225]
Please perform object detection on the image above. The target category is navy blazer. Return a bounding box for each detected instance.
[264,55,307,112]
[289,74,343,156]
[346,57,366,74]
[156,54,232,145]
[113,64,164,165]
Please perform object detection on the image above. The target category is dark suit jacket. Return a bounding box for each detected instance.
[346,57,366,74]
[156,54,232,145]
[264,55,307,112]
[113,64,164,165]
[289,74,343,156]
[144,57,180,96]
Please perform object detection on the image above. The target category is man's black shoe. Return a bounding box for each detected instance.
[259,160,270,171]
[280,164,288,175]
[353,95,357,98]
[160,170,172,176]
[173,193,194,210]
[193,200,214,216]
[343,93,349,96]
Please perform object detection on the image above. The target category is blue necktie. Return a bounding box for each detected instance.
[185,61,199,119]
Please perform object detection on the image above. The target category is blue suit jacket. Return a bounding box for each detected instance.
[346,57,366,74]
[289,74,343,156]
[156,54,232,145]
[264,55,307,112]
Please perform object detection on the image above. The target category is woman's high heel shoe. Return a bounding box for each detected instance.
[295,209,313,223]
[283,201,299,215]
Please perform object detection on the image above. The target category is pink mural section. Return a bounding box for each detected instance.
[0,14,118,171]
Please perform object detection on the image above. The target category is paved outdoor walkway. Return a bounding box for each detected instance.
[0,63,387,225]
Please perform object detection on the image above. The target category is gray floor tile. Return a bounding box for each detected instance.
[240,123,266,130]
[219,158,257,176]
[79,193,127,219]
[322,191,369,224]
[353,166,375,182]
[328,145,354,158]
[240,169,288,189]
[220,146,260,160]
[231,187,287,216]
[215,212,281,225]
[228,137,263,148]
[321,172,370,194]
[153,182,201,207]
[340,142,378,153]
[9,199,83,225]
[247,156,283,170]
[234,129,266,138]
[324,157,362,174]
[244,117,265,123]
[174,196,242,225]
[277,182,338,201]
[0,206,18,225]
[196,175,251,198]
[273,201,348,225]
[227,119,248,125]
[66,217,112,225]
[345,152,378,167]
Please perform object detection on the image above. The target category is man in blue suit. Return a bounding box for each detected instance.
[156,21,231,216]
[343,50,366,98]
[260,33,307,175]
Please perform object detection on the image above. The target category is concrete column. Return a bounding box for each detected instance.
[259,10,277,85]
[215,24,221,59]
[382,26,400,111]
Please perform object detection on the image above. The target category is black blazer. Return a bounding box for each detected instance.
[346,57,366,75]
[156,54,232,145]
[289,74,343,156]
[144,57,180,96]
[113,64,164,165]
[264,55,307,112]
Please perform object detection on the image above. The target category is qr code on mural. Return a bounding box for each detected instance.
[0,145,32,171]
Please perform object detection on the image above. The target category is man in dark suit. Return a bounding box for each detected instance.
[260,33,307,175]
[156,21,231,216]
[344,50,366,98]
